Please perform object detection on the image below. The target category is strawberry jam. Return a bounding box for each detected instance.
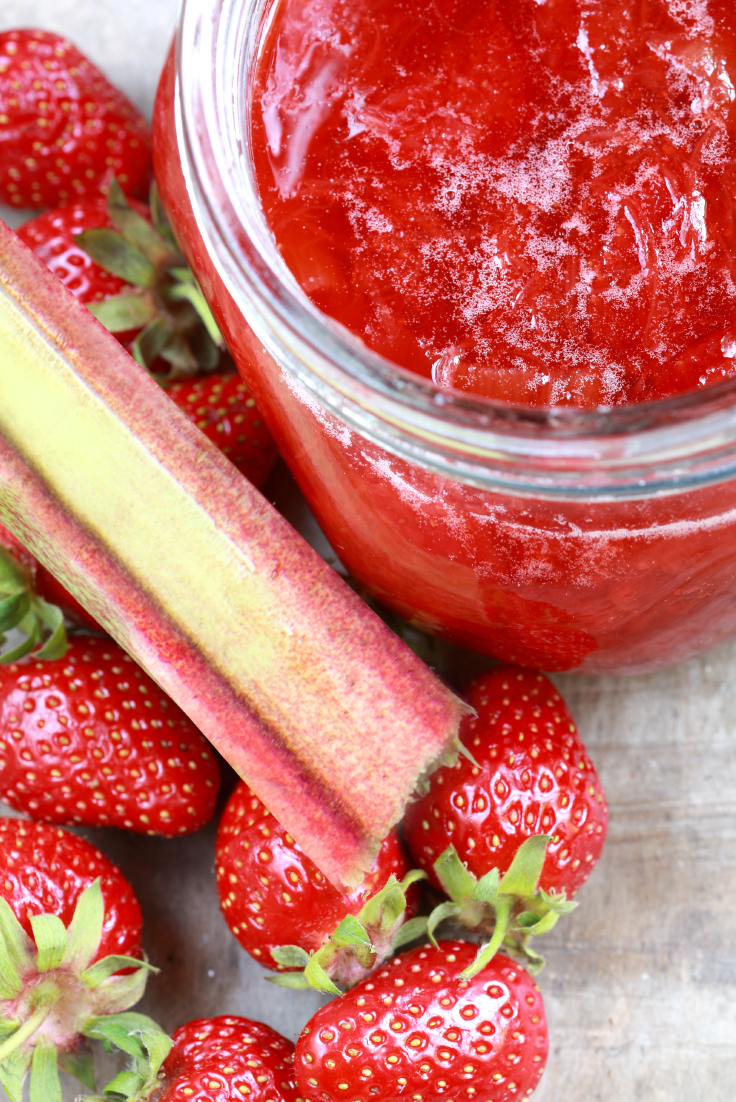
[252,0,736,407]
[153,5,736,675]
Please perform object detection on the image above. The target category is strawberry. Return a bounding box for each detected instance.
[0,818,155,1102]
[0,818,141,960]
[404,665,608,897]
[16,184,279,487]
[0,636,220,836]
[294,940,548,1102]
[403,666,608,975]
[101,1016,301,1102]
[216,780,424,991]
[0,29,150,209]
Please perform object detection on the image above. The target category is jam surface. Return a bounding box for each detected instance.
[253,0,736,407]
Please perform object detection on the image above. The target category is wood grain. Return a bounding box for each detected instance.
[5,471,735,1101]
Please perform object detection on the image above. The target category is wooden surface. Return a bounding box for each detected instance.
[2,2,736,1097]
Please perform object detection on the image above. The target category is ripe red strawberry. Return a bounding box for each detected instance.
[0,636,220,836]
[0,818,141,960]
[134,1016,301,1101]
[0,818,155,1102]
[216,780,422,990]
[0,29,150,209]
[166,373,279,487]
[404,665,608,898]
[294,940,548,1102]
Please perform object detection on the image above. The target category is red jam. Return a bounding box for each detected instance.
[252,0,736,407]
[152,8,736,675]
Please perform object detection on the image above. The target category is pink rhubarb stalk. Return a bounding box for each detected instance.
[0,219,465,885]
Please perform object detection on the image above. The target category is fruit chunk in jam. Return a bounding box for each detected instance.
[253,0,736,407]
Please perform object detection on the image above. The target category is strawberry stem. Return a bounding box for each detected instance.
[0,1002,53,1063]
[427,837,578,978]
[270,871,426,993]
[459,894,513,981]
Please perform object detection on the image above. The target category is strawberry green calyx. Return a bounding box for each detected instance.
[427,837,578,978]
[80,178,223,380]
[0,545,67,664]
[84,1012,172,1102]
[0,880,156,1102]
[269,872,428,994]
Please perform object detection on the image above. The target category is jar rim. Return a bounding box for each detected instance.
[175,0,736,499]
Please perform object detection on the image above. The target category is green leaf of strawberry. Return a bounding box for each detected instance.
[29,1041,61,1102]
[426,838,578,978]
[85,1011,173,1101]
[269,871,426,994]
[79,229,158,288]
[0,1045,31,1102]
[0,546,67,665]
[270,946,311,969]
[58,1050,95,1091]
[77,179,224,380]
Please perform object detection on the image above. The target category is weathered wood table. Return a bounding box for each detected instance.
[2,2,736,1098]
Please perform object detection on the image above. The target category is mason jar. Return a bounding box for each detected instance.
[151,0,736,675]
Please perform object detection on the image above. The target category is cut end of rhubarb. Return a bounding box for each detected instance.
[0,217,465,887]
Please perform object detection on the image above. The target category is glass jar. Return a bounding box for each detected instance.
[152,0,736,675]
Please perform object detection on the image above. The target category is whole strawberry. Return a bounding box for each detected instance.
[0,818,141,959]
[0,819,155,1102]
[0,636,220,835]
[216,781,423,990]
[0,29,150,209]
[126,1016,301,1101]
[404,665,608,897]
[294,940,548,1102]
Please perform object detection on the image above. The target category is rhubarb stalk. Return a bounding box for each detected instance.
[0,219,465,886]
